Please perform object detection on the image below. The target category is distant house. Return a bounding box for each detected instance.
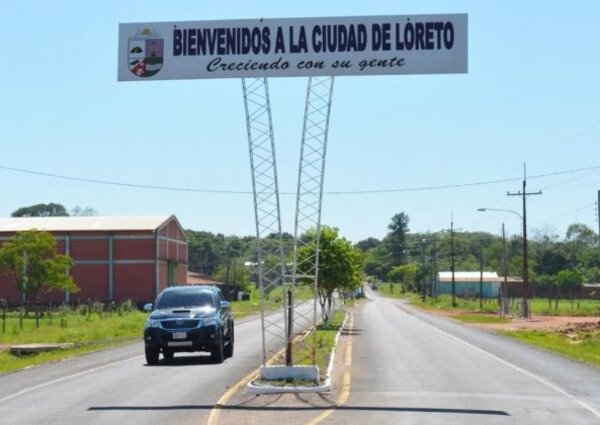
[436,271,502,298]
[0,215,187,306]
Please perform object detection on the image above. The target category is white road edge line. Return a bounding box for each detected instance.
[0,355,143,405]
[400,303,600,419]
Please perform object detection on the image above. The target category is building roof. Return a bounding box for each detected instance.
[437,271,523,283]
[0,215,174,232]
[438,271,498,280]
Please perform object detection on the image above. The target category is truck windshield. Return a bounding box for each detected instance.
[156,289,215,309]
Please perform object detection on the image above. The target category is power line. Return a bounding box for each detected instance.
[1,163,599,196]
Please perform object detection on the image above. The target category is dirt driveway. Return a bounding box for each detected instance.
[424,307,600,332]
[475,315,600,332]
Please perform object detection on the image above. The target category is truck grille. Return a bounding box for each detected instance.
[161,319,200,329]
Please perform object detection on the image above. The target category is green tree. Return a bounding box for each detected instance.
[387,263,418,291]
[11,203,69,217]
[213,260,250,290]
[297,226,361,323]
[583,266,600,284]
[355,237,381,252]
[385,212,410,266]
[363,244,391,280]
[555,268,584,308]
[186,230,227,276]
[537,274,557,309]
[564,223,599,270]
[0,230,78,307]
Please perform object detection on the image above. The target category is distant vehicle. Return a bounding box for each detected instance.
[143,285,234,365]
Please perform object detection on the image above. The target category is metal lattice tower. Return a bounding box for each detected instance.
[290,76,335,366]
[241,78,287,365]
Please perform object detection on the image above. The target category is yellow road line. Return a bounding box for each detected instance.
[344,340,352,366]
[207,343,288,425]
[209,312,354,425]
[206,368,260,425]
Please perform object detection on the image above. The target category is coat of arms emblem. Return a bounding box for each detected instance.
[128,28,164,78]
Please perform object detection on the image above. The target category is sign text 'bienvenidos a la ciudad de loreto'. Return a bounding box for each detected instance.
[118,14,467,81]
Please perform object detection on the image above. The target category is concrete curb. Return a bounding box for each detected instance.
[246,310,349,394]
[9,343,75,355]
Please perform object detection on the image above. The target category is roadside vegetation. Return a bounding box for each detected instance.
[0,286,321,374]
[0,301,145,374]
[231,284,314,319]
[307,309,347,379]
[501,326,600,368]
[259,308,347,387]
[379,283,600,317]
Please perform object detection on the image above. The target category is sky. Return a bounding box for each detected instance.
[1,0,599,243]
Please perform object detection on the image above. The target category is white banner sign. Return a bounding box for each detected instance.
[118,14,467,81]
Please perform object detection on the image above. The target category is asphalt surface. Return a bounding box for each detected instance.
[2,291,600,425]
[0,310,275,425]
[218,289,600,425]
[328,290,600,425]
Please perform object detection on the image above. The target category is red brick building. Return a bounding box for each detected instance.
[0,215,187,305]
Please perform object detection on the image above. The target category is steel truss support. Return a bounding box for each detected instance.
[242,78,287,366]
[290,76,335,366]
[242,76,335,370]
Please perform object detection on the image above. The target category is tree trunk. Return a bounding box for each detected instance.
[570,290,574,310]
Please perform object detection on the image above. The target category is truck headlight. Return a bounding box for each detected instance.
[201,317,218,326]
[145,319,160,329]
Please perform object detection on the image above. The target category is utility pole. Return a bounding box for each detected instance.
[479,238,484,310]
[451,218,456,307]
[502,223,508,317]
[22,250,28,306]
[507,163,542,319]
[421,238,427,302]
[597,190,600,267]
[432,235,437,297]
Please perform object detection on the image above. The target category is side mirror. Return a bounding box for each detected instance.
[143,303,153,312]
[219,301,231,310]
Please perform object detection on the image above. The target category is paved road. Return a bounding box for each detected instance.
[325,290,600,424]
[0,309,283,425]
[2,292,600,425]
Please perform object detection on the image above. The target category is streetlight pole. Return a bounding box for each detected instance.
[502,223,508,316]
[478,208,524,314]
[431,235,437,297]
[421,238,427,302]
[479,238,483,310]
[451,219,456,307]
[507,164,542,319]
[597,190,600,267]
[478,177,541,318]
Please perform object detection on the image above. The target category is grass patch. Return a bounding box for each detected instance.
[231,284,314,320]
[257,309,347,386]
[528,298,600,317]
[405,293,501,314]
[0,306,146,374]
[0,340,132,374]
[377,282,405,299]
[378,285,600,318]
[452,314,510,324]
[294,309,346,379]
[501,328,600,368]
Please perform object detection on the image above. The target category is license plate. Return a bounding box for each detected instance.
[172,332,187,340]
[168,341,192,347]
